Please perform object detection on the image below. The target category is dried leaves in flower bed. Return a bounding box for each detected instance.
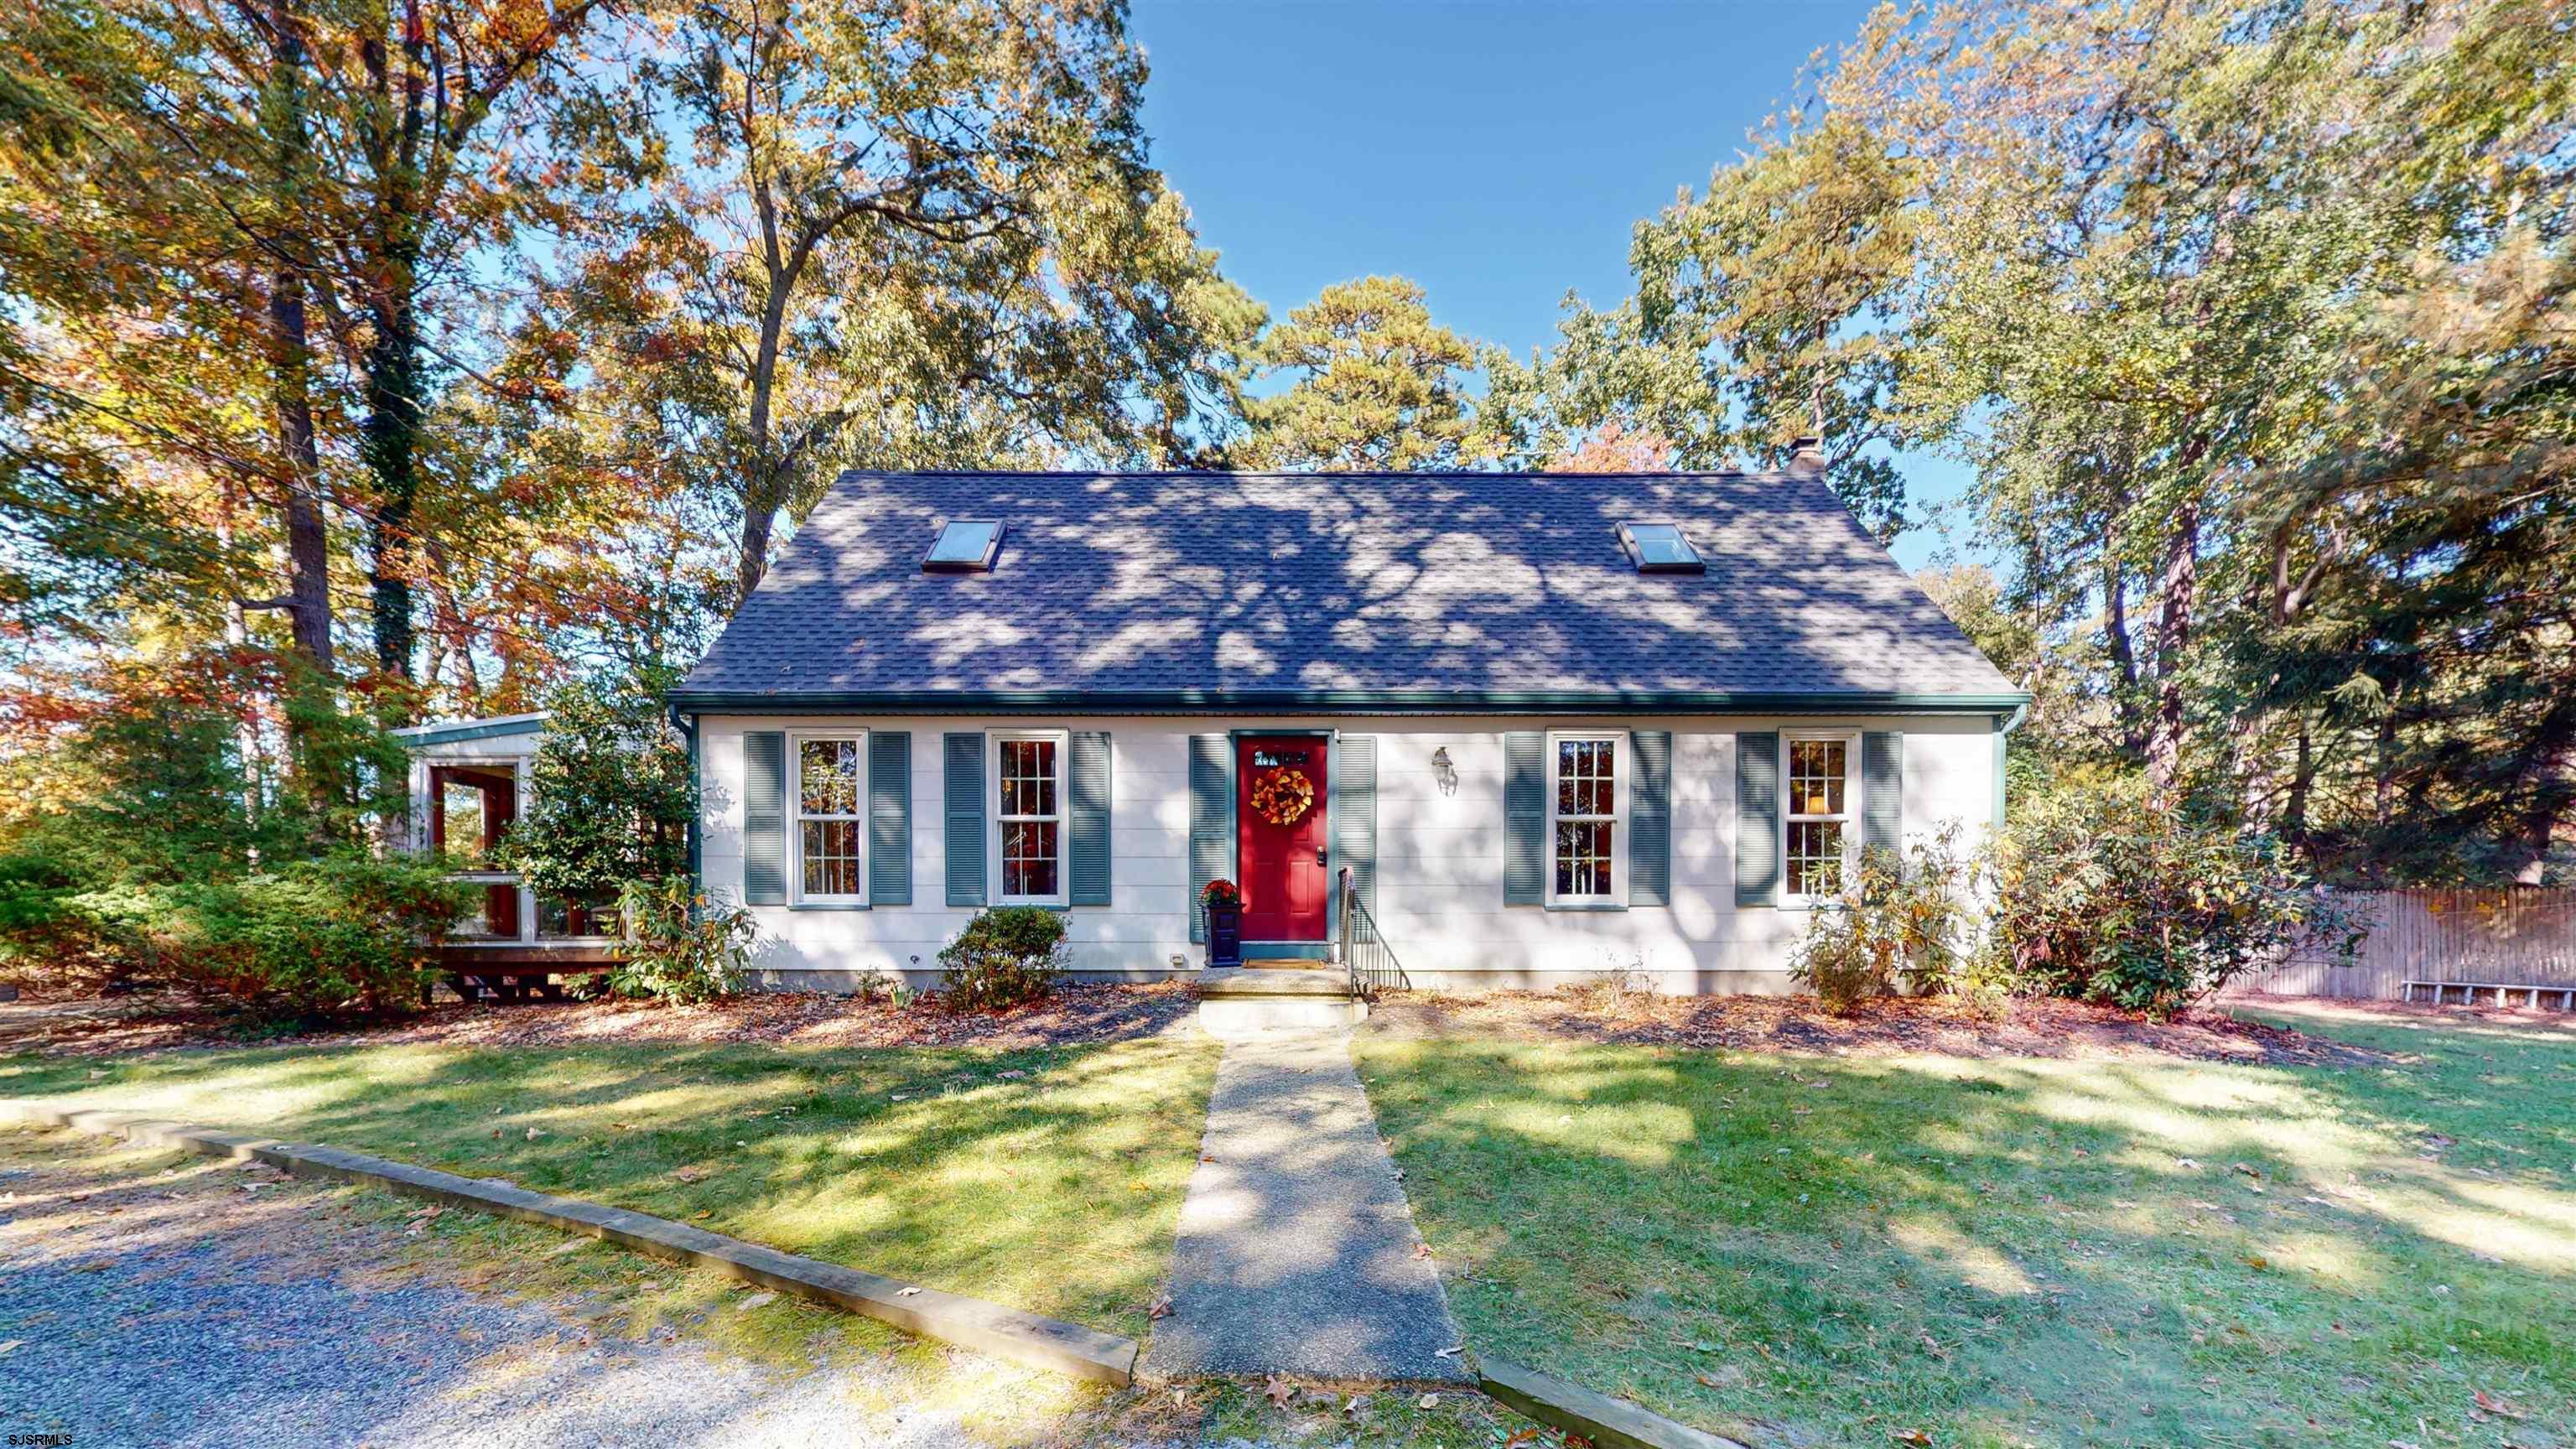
[1364,986,2386,1067]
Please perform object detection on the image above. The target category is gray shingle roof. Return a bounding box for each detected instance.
[673,470,2022,711]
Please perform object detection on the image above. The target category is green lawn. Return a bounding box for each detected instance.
[0,1032,1219,1339]
[1356,1008,2576,1449]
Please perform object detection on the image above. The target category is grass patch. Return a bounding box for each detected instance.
[0,1031,1219,1346]
[1356,1008,2576,1448]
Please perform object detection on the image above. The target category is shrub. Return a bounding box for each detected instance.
[0,850,131,993]
[937,906,1066,1012]
[80,854,470,1021]
[611,876,752,1005]
[1987,780,2356,1018]
[501,667,693,901]
[1791,823,1976,1014]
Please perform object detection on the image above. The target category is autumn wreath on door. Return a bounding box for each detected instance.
[1249,766,1317,826]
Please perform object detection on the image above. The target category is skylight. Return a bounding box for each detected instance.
[1618,522,1704,574]
[922,519,1004,573]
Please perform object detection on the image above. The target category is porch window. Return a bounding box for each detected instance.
[1549,732,1624,905]
[537,889,623,939]
[792,733,867,904]
[428,762,519,937]
[995,732,1064,905]
[1783,735,1855,903]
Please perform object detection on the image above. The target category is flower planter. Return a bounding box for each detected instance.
[1206,901,1243,968]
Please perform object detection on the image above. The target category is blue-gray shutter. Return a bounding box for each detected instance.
[1187,735,1231,943]
[1068,730,1112,907]
[1504,731,1545,906]
[868,731,910,906]
[1735,731,1780,908]
[943,731,985,907]
[1333,735,1377,919]
[1863,730,1904,862]
[741,731,786,906]
[1630,730,1671,907]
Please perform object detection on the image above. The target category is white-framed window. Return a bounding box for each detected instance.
[414,753,530,940]
[790,730,868,905]
[993,730,1067,906]
[1781,732,1859,906]
[1547,730,1628,906]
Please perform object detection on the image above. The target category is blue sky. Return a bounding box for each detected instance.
[1130,0,1971,569]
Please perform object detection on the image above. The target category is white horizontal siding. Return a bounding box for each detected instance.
[688,713,2000,990]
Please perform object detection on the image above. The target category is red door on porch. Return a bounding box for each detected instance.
[1237,735,1329,943]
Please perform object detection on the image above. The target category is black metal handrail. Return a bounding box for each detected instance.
[1337,866,1407,999]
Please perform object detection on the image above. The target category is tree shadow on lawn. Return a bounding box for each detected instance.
[1356,1030,2576,1449]
[0,1035,1220,1335]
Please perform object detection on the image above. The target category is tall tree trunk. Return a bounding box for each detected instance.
[2282,719,2315,850]
[731,254,796,606]
[262,0,332,673]
[362,274,423,686]
[272,277,333,670]
[2144,497,2201,802]
[734,471,779,607]
[214,486,267,844]
[2373,704,2398,830]
[357,0,429,697]
[2099,542,2148,762]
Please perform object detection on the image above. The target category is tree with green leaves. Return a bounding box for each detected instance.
[550,0,1259,605]
[501,668,693,905]
[1241,276,1512,471]
[1545,107,1919,538]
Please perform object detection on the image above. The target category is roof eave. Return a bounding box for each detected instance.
[663,688,2030,717]
[390,710,551,745]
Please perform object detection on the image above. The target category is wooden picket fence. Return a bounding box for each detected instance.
[2226,887,2576,1005]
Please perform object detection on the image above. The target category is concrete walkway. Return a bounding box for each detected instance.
[1140,1030,1467,1384]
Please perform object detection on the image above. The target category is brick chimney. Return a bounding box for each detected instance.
[1786,435,1828,476]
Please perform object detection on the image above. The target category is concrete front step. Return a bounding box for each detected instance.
[1196,967,1366,1037]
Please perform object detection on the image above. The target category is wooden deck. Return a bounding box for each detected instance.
[434,941,619,1003]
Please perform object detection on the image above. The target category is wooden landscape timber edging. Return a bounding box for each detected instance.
[3,1098,1140,1385]
[1478,1358,1753,1449]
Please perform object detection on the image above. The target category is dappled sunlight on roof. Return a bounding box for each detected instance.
[682,470,2019,703]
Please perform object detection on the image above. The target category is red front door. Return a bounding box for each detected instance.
[1237,735,1329,943]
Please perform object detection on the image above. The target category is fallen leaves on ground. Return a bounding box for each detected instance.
[1365,989,2383,1067]
[1263,1374,1296,1409]
[2474,1389,2526,1420]
[0,982,1200,1056]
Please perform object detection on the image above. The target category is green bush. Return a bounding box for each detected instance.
[1987,779,2356,1017]
[936,906,1065,1012]
[610,875,752,1005]
[0,849,131,992]
[500,667,693,902]
[1792,823,1976,1014]
[80,854,470,1021]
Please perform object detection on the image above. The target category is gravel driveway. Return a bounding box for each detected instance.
[0,1130,1052,1449]
[0,1124,1531,1449]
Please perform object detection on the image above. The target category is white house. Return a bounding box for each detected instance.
[653,458,2024,998]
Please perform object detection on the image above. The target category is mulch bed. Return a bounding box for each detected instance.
[3,979,2455,1067]
[0,981,1200,1058]
[1365,986,2389,1067]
